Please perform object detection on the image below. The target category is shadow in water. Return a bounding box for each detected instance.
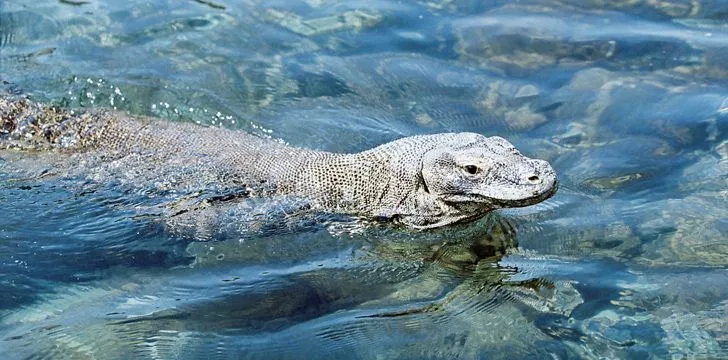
[1,212,596,359]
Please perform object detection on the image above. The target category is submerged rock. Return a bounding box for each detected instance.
[453,4,704,75]
[262,7,382,36]
[638,193,728,267]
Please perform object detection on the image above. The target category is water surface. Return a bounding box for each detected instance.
[1,0,727,358]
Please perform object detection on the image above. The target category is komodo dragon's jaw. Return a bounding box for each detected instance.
[390,180,558,230]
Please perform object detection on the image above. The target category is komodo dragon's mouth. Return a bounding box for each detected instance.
[441,179,559,209]
[491,179,560,208]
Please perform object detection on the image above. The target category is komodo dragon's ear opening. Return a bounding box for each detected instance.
[415,154,431,194]
[418,173,431,194]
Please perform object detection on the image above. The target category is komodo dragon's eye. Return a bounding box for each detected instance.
[463,165,481,175]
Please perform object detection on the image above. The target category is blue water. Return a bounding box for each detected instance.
[1,0,728,359]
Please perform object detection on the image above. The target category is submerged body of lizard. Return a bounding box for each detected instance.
[0,96,557,229]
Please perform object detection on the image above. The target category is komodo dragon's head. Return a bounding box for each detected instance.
[383,132,557,229]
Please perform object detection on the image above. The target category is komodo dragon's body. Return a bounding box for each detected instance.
[0,96,557,229]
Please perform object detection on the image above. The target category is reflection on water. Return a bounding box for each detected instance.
[1,0,728,358]
[2,215,582,359]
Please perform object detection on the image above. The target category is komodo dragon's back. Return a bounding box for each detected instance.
[0,96,558,229]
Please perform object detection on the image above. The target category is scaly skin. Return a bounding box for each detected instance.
[0,96,557,229]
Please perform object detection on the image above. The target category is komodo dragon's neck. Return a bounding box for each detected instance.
[0,97,396,215]
[282,150,395,215]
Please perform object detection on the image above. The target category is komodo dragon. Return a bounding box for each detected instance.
[0,96,557,229]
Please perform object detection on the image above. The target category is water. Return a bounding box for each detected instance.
[1,0,727,358]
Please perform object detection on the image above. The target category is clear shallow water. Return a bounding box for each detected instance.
[1,0,727,358]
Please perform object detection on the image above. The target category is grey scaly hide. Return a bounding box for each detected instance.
[0,97,557,229]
